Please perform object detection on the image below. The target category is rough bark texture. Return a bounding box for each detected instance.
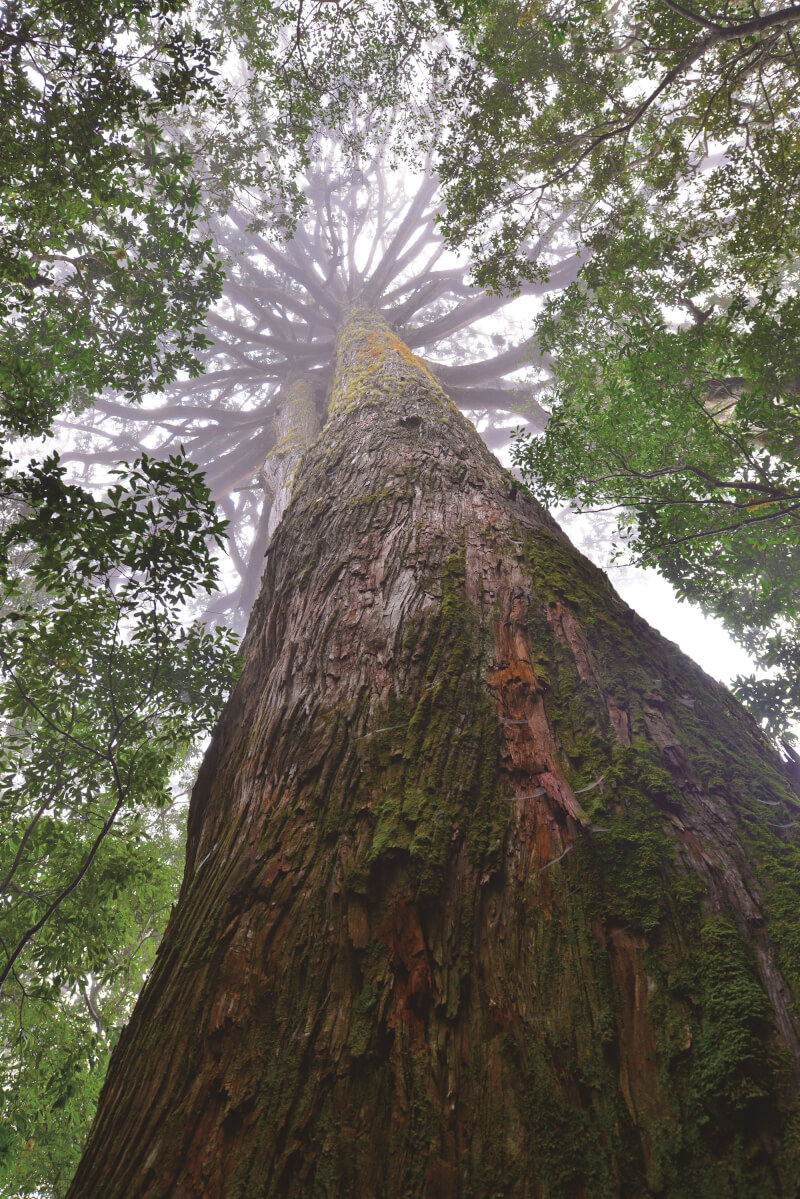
[69,310,800,1198]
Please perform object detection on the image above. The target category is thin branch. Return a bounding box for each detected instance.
[0,790,127,995]
[0,701,78,895]
[657,0,724,31]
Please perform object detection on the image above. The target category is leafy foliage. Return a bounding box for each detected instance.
[0,800,189,1198]
[433,0,800,735]
[192,0,445,218]
[437,0,800,291]
[0,0,222,435]
[512,267,800,737]
[0,452,238,1194]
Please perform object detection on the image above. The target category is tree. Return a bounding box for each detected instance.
[0,451,238,1193]
[7,0,800,1179]
[0,151,591,1195]
[65,307,800,1197]
[429,0,800,735]
[61,151,579,631]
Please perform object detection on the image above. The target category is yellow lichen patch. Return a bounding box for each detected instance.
[329,307,454,416]
[264,428,301,460]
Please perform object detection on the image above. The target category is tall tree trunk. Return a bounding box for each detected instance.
[69,310,800,1198]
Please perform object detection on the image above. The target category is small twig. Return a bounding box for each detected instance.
[0,704,76,893]
[504,787,547,801]
[356,723,407,740]
[537,844,574,873]
[574,773,607,795]
[82,983,102,1034]
[0,791,127,996]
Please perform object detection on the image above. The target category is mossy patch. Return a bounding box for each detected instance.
[362,548,502,895]
[696,918,775,1107]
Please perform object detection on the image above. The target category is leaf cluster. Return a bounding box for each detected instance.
[187,0,452,225]
[0,0,223,435]
[437,0,800,291]
[0,450,238,1193]
[512,255,800,735]
[430,0,800,735]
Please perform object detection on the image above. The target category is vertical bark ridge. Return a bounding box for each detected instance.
[69,310,800,1198]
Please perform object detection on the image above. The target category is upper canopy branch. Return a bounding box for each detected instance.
[543,4,800,190]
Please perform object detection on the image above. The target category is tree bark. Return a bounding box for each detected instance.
[68,310,800,1198]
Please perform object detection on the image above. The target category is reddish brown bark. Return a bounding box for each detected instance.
[68,310,800,1198]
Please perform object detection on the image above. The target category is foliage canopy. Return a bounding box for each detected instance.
[0,0,222,435]
[0,451,238,1194]
[430,0,800,735]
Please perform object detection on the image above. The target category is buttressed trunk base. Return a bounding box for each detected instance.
[69,310,800,1198]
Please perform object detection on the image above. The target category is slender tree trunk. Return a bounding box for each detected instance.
[260,376,320,541]
[68,310,800,1198]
